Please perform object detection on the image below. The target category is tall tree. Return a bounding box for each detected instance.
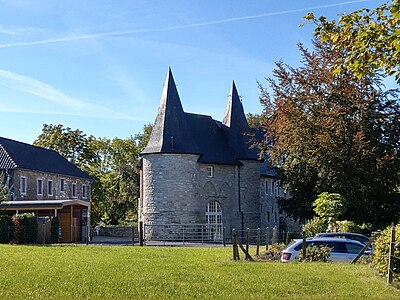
[305,0,400,82]
[34,124,97,168]
[259,40,400,225]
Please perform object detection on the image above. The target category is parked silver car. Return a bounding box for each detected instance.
[281,237,369,263]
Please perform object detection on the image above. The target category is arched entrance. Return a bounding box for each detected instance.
[206,200,223,240]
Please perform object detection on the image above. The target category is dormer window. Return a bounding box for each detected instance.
[207,166,214,178]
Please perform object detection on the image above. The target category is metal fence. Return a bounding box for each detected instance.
[143,223,224,245]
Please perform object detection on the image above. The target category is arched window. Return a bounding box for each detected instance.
[206,201,222,240]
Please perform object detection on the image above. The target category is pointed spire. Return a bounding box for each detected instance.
[223,80,249,130]
[141,68,199,155]
[222,81,258,160]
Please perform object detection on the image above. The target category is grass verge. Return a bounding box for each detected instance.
[0,245,398,299]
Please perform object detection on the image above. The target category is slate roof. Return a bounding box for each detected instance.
[0,137,92,180]
[141,69,259,165]
[141,68,199,155]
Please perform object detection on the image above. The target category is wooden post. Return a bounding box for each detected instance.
[272,226,278,244]
[256,228,260,256]
[139,221,144,246]
[42,223,46,245]
[223,227,226,247]
[70,205,73,242]
[302,230,307,262]
[245,228,250,256]
[266,227,270,250]
[232,229,240,260]
[131,225,135,246]
[387,226,396,285]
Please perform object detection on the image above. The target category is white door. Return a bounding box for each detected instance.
[206,201,223,240]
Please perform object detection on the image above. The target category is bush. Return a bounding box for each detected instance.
[13,213,38,244]
[304,217,327,237]
[299,246,332,262]
[51,217,59,243]
[337,220,365,233]
[373,224,400,282]
[258,243,285,261]
[0,214,14,243]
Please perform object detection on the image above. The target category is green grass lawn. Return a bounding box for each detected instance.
[0,244,398,299]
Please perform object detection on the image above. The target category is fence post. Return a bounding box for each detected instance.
[272,226,278,244]
[42,223,46,245]
[139,221,144,246]
[302,230,307,262]
[256,228,260,256]
[245,228,250,255]
[232,229,240,260]
[266,227,270,250]
[223,226,226,247]
[387,226,396,285]
[131,225,135,246]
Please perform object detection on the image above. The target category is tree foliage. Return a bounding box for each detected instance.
[258,40,400,226]
[246,113,267,128]
[305,0,400,82]
[35,124,153,225]
[313,192,346,221]
[0,171,12,202]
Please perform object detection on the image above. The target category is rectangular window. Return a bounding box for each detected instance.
[20,176,27,195]
[207,166,214,178]
[48,180,53,196]
[37,179,43,195]
[82,185,87,199]
[267,211,270,223]
[72,183,77,198]
[265,180,268,195]
[60,179,65,192]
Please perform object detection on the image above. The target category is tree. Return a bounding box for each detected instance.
[305,0,400,82]
[0,171,12,202]
[246,113,266,128]
[34,124,97,168]
[258,40,400,226]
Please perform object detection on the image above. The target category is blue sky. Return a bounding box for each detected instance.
[0,0,388,143]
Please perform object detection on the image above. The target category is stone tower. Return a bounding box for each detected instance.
[139,69,268,239]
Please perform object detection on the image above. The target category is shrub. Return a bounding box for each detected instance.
[299,246,332,262]
[337,220,365,233]
[373,224,400,282]
[258,243,285,261]
[304,217,327,237]
[51,217,59,243]
[13,213,38,244]
[0,214,14,243]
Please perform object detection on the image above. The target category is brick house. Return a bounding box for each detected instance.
[0,137,91,242]
[139,69,296,240]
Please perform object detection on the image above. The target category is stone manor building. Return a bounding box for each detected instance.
[139,69,286,240]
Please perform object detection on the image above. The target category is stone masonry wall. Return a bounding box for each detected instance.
[12,169,90,202]
[239,160,261,231]
[141,154,200,228]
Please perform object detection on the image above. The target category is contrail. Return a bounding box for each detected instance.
[0,69,135,120]
[0,0,369,49]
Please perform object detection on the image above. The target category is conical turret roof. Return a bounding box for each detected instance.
[141,68,199,155]
[222,81,257,160]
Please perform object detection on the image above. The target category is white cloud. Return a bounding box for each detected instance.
[0,69,136,120]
